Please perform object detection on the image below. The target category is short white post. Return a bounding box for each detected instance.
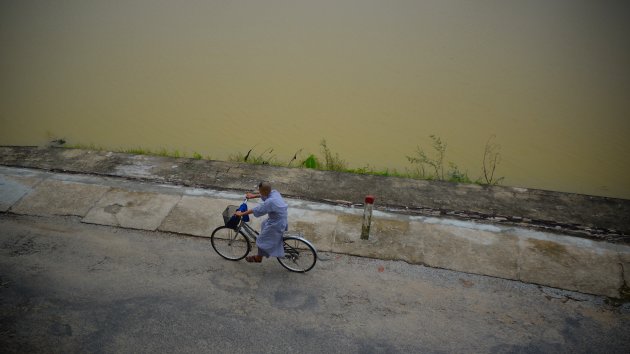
[361,195,375,240]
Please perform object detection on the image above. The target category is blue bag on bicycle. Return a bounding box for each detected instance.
[222,203,249,229]
[238,202,250,222]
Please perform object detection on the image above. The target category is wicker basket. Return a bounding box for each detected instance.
[222,205,240,228]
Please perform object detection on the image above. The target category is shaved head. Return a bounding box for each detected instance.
[258,181,272,196]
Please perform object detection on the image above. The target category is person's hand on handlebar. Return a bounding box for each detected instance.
[246,192,260,200]
[235,209,252,217]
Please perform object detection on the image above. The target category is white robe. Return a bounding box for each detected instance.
[252,190,287,257]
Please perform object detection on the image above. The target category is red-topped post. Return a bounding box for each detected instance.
[361,195,375,240]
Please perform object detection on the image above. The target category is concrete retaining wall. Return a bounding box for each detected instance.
[1,146,629,242]
[1,166,629,298]
[291,205,630,299]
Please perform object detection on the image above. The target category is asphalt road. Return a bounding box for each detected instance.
[1,214,629,353]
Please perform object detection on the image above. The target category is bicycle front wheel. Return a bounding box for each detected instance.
[211,226,250,261]
[277,236,317,273]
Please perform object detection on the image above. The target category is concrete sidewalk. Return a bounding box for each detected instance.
[1,165,629,299]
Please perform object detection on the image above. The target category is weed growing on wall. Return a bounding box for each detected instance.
[406,135,447,180]
[62,135,503,186]
[407,135,473,183]
[482,135,504,185]
[406,134,503,185]
[319,139,347,171]
[229,147,278,165]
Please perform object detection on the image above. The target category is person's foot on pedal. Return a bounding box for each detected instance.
[246,255,262,263]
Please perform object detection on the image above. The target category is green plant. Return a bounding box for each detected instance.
[229,151,248,163]
[126,147,151,155]
[229,147,275,165]
[407,135,476,183]
[119,147,185,159]
[302,154,320,169]
[349,165,372,174]
[447,162,472,183]
[64,135,505,187]
[407,135,447,180]
[254,148,275,165]
[159,148,182,158]
[347,165,391,177]
[481,135,504,185]
[365,168,395,177]
[287,149,303,167]
[66,143,102,151]
[320,139,347,171]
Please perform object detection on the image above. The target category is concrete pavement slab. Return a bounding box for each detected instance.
[332,212,397,259]
[289,208,337,252]
[158,196,235,237]
[82,188,181,231]
[0,174,43,212]
[421,222,520,280]
[10,179,110,217]
[517,232,627,298]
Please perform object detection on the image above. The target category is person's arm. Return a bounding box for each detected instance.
[234,209,253,217]
[235,192,259,217]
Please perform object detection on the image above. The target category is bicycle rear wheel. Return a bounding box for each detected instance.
[277,236,317,273]
[211,226,250,261]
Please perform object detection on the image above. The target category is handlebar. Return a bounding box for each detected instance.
[234,192,260,216]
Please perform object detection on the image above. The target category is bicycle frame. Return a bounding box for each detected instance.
[235,219,259,242]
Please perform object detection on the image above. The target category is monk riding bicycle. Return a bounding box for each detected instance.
[210,182,317,273]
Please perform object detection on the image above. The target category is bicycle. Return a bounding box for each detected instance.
[210,198,317,273]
